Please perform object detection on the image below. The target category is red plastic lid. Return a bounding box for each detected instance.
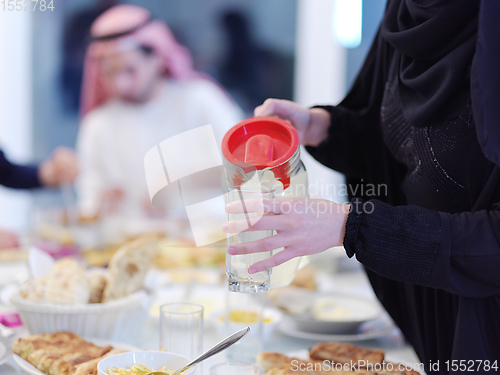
[222,117,299,169]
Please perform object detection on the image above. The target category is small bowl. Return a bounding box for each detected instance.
[210,308,282,342]
[97,351,194,375]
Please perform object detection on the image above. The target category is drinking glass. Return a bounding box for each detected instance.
[159,303,203,362]
[226,187,275,293]
[210,362,264,375]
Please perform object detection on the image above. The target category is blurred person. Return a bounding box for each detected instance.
[223,0,500,372]
[0,147,78,249]
[62,0,117,112]
[76,5,244,220]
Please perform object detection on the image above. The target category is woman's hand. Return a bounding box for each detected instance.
[39,147,79,187]
[254,99,331,147]
[222,198,349,273]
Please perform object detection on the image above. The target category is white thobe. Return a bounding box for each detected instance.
[76,78,244,225]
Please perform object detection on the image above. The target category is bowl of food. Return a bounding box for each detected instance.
[11,236,159,343]
[97,351,194,375]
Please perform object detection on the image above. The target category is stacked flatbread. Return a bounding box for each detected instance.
[257,342,420,375]
[12,331,127,375]
[19,235,160,304]
[20,259,90,304]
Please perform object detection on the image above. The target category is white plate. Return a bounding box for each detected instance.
[285,293,381,334]
[278,315,396,342]
[13,337,141,375]
[0,336,13,366]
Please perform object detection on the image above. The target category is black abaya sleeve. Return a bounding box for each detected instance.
[0,150,42,189]
[471,0,500,168]
[344,196,500,298]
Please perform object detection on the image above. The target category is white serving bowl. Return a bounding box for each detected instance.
[11,289,153,343]
[97,351,194,375]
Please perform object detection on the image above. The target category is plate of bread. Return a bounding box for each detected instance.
[12,331,139,375]
[10,236,159,342]
[257,341,423,375]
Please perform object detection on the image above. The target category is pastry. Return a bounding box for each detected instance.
[73,348,128,375]
[309,342,385,367]
[13,332,113,375]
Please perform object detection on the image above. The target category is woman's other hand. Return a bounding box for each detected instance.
[254,99,330,147]
[222,197,349,273]
[39,147,79,187]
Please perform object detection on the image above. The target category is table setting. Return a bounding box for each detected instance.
[0,239,421,375]
[0,117,423,375]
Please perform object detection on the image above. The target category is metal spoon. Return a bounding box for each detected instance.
[146,327,250,375]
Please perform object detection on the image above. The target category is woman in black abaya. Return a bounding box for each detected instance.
[222,1,500,373]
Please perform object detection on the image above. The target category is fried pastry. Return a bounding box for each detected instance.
[309,342,384,367]
[256,352,296,372]
[73,348,128,375]
[256,352,375,374]
[13,332,112,375]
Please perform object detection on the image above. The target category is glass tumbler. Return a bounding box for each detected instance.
[159,303,203,364]
[226,187,275,293]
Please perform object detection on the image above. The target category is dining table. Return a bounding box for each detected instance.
[0,249,423,375]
